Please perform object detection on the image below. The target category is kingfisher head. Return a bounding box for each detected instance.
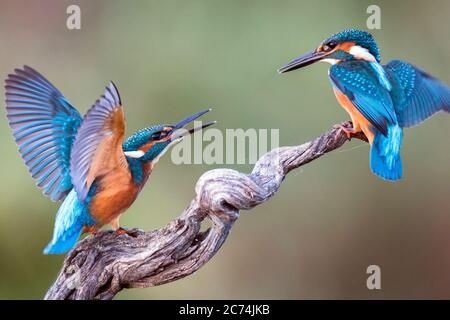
[123,108,215,163]
[278,29,380,73]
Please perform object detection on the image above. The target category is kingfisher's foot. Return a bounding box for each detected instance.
[82,225,99,234]
[114,227,139,238]
[333,123,358,140]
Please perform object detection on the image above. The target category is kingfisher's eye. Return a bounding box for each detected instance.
[151,131,167,140]
[322,41,337,52]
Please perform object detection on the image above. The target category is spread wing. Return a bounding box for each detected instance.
[329,61,397,136]
[70,82,127,203]
[5,66,82,201]
[385,60,450,127]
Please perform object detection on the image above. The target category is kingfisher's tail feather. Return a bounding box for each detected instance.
[43,189,95,255]
[44,227,83,254]
[370,125,403,181]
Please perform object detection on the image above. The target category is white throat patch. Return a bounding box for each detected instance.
[322,58,339,65]
[124,150,145,158]
[151,139,180,165]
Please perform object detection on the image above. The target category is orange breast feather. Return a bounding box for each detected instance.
[88,161,153,226]
[88,166,136,225]
[333,88,375,144]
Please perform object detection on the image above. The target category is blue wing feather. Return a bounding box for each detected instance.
[5,66,82,201]
[329,61,397,136]
[385,60,450,127]
[70,82,124,203]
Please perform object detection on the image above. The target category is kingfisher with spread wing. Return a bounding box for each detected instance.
[279,29,450,180]
[5,66,214,254]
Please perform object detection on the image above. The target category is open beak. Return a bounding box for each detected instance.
[278,50,327,73]
[171,108,216,140]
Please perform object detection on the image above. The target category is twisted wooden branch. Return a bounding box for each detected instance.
[45,121,367,300]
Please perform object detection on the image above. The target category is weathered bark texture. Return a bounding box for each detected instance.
[45,122,367,300]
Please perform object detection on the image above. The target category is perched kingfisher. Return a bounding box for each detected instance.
[279,29,450,180]
[5,66,215,254]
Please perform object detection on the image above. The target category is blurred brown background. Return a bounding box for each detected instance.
[0,0,449,299]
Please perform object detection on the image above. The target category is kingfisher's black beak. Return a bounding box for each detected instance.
[278,50,327,73]
[171,108,216,140]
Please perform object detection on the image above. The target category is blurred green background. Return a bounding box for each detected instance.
[0,0,449,299]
